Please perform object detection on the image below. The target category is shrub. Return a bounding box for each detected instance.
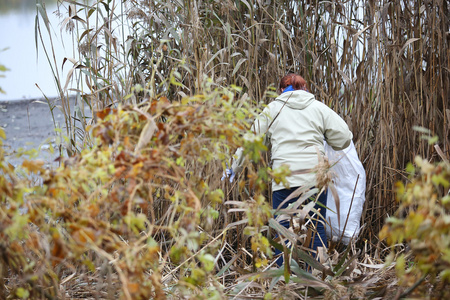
[380,154,450,297]
[0,85,270,299]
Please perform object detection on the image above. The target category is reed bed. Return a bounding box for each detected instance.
[2,0,447,298]
[37,0,448,248]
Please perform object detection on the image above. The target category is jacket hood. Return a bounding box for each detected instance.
[275,90,315,110]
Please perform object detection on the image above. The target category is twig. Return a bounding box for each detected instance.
[338,174,360,245]
[397,274,427,299]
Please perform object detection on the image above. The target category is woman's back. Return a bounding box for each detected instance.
[254,89,352,190]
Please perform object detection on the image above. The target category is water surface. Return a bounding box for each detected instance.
[0,0,74,101]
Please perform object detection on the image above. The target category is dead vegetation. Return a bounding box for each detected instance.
[0,0,448,298]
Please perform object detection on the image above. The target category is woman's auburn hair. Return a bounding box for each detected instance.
[279,73,308,91]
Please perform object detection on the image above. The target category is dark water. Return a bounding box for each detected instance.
[0,0,73,101]
[0,0,39,13]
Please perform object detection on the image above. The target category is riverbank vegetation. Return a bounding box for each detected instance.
[0,0,448,298]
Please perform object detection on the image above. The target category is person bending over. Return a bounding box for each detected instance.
[226,73,353,266]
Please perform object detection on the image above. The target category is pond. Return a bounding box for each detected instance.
[0,0,74,101]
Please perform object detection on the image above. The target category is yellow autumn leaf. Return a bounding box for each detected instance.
[0,127,5,140]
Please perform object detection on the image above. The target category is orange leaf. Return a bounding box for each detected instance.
[127,282,140,294]
[22,160,44,173]
[87,204,100,218]
[72,228,96,245]
[96,108,112,120]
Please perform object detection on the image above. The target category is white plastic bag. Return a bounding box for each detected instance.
[324,141,366,245]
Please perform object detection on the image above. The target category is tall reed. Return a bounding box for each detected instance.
[37,0,449,251]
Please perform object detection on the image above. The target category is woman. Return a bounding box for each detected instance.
[226,73,353,266]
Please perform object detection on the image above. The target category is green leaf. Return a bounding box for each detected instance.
[333,251,360,277]
[412,126,431,134]
[83,259,96,273]
[16,288,30,299]
[406,162,415,175]
[442,195,450,205]
[5,214,30,240]
[440,269,450,282]
[264,293,273,300]
[176,156,185,166]
[268,219,296,243]
[217,253,239,276]
[396,254,406,278]
[428,135,439,144]
[199,253,215,272]
[432,174,450,188]
[208,189,224,204]
[292,247,328,274]
[284,256,290,283]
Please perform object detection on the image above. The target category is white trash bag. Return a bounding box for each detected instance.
[324,141,366,245]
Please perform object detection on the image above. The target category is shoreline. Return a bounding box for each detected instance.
[0,95,75,104]
[0,95,79,166]
[0,97,56,105]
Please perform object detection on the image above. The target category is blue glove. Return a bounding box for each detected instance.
[221,168,235,183]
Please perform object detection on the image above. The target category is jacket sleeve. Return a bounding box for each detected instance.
[323,107,353,151]
[231,107,271,173]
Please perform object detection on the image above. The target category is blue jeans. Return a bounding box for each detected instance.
[272,187,327,266]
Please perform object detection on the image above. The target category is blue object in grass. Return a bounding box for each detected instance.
[221,164,236,183]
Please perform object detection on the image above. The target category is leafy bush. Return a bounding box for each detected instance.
[380,154,450,297]
[0,85,269,299]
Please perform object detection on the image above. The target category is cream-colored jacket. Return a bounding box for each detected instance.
[232,90,353,191]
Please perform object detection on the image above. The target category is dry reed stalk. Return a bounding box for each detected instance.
[32,1,450,296]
